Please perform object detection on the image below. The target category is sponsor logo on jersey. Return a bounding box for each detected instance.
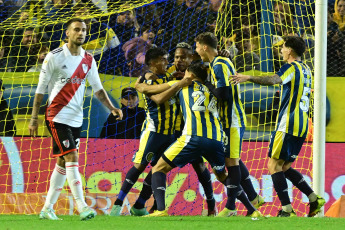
[82,64,88,73]
[61,76,86,84]
[63,139,70,148]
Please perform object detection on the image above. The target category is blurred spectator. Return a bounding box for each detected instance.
[327,8,345,76]
[7,27,38,72]
[157,0,217,55]
[110,10,139,44]
[273,1,297,36]
[64,3,120,57]
[333,0,345,31]
[0,79,16,136]
[45,0,73,20]
[122,25,155,77]
[27,45,49,72]
[135,4,160,28]
[233,29,260,72]
[100,87,145,139]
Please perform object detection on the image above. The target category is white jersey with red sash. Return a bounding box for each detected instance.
[36,44,103,127]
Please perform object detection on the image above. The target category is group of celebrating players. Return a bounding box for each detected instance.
[29,17,325,221]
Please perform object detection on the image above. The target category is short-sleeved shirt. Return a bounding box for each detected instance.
[36,44,103,127]
[175,80,223,141]
[209,56,247,128]
[141,73,178,135]
[276,61,313,138]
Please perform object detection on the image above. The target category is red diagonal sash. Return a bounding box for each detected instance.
[46,53,93,121]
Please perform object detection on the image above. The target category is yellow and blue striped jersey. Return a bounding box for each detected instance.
[276,61,313,138]
[178,80,223,141]
[142,73,178,135]
[209,56,247,128]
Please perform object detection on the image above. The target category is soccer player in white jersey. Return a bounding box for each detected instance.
[231,36,325,217]
[28,18,123,221]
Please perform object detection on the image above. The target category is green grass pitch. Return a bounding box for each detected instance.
[1,215,345,230]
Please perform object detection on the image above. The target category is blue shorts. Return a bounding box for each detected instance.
[132,130,175,166]
[224,127,245,158]
[162,135,226,174]
[268,131,305,162]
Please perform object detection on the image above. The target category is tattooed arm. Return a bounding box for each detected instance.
[230,73,282,86]
[95,89,123,120]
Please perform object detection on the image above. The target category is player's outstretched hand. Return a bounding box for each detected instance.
[28,118,38,137]
[112,108,123,120]
[230,73,250,85]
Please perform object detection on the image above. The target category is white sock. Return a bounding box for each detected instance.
[42,164,67,211]
[308,192,317,202]
[65,162,87,212]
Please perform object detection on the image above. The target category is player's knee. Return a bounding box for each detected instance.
[152,159,172,174]
[63,151,78,162]
[225,157,240,167]
[133,163,146,172]
[282,162,293,172]
[268,158,284,174]
[213,170,227,183]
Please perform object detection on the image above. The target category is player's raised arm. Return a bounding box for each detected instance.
[230,73,282,86]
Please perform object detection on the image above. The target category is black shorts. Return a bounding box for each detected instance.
[46,121,81,157]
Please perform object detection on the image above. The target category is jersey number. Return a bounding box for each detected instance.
[191,91,218,115]
[300,87,311,112]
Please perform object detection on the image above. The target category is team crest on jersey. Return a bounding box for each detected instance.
[62,139,70,148]
[82,64,88,73]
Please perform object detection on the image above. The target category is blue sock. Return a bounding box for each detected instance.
[271,171,291,206]
[284,167,313,196]
[237,186,256,214]
[225,166,241,210]
[134,171,153,209]
[152,172,166,211]
[239,160,258,201]
[115,166,142,206]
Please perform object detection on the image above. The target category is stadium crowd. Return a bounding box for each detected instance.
[0,0,340,76]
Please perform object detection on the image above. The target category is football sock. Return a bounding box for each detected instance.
[284,167,314,198]
[237,186,256,214]
[114,166,142,206]
[271,171,291,206]
[43,164,66,211]
[152,172,166,211]
[225,166,241,210]
[308,193,318,203]
[197,168,214,210]
[66,162,87,212]
[239,160,258,201]
[133,171,153,209]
